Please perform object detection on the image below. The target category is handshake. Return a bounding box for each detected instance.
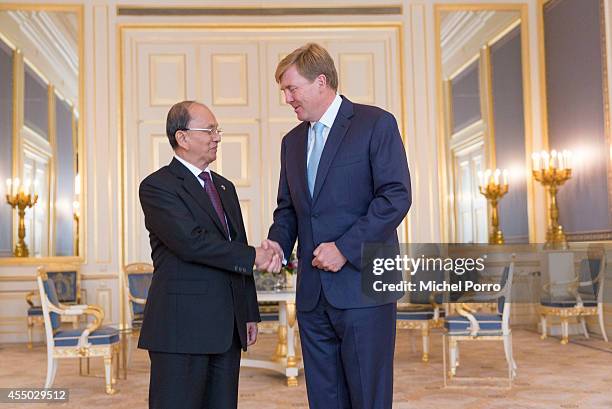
[254,239,348,273]
[254,239,284,273]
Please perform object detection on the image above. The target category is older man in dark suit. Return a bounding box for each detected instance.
[138,101,280,409]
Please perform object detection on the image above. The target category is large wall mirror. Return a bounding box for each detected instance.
[0,4,83,261]
[435,5,532,244]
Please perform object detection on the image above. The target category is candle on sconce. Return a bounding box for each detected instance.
[541,151,550,170]
[494,169,501,185]
[4,176,39,257]
[478,171,484,188]
[478,167,510,244]
[531,148,573,249]
[551,150,558,169]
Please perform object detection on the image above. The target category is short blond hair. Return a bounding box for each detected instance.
[275,43,338,91]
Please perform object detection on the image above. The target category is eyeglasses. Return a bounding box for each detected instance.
[182,127,224,137]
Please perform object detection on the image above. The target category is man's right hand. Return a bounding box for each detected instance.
[255,246,281,273]
[262,239,284,262]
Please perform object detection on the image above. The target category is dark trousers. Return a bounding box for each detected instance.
[148,328,241,409]
[297,291,397,409]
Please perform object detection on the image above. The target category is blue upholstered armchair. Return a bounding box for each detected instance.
[123,263,154,330]
[122,262,153,374]
[444,257,516,386]
[26,264,82,348]
[396,267,446,362]
[37,266,120,394]
[540,249,608,344]
[396,244,447,362]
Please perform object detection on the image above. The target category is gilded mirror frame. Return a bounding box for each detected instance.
[434,3,536,244]
[0,3,84,265]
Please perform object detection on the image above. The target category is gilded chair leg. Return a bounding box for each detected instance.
[112,350,118,386]
[421,326,430,362]
[580,317,589,339]
[27,319,33,349]
[122,332,130,379]
[540,315,547,340]
[561,319,569,345]
[79,357,90,376]
[104,355,116,394]
[598,305,609,342]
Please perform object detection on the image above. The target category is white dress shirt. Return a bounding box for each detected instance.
[306,94,343,166]
[174,155,230,241]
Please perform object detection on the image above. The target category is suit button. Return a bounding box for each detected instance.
[312,213,319,218]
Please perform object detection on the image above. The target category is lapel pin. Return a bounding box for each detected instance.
[221,184,226,191]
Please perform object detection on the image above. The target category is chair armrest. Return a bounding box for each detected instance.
[578,274,601,287]
[455,303,480,336]
[77,305,105,348]
[542,278,579,291]
[128,294,147,305]
[541,279,580,302]
[65,304,90,310]
[25,291,38,307]
[429,291,445,316]
[46,303,105,348]
[62,305,89,316]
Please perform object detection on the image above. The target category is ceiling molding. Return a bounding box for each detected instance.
[440,10,520,78]
[8,10,78,77]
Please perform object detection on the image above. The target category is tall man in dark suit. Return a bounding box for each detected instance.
[265,44,412,409]
[139,101,281,409]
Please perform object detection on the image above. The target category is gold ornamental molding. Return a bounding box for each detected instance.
[117,5,402,17]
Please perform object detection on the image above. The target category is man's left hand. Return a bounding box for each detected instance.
[246,322,258,346]
[312,242,347,272]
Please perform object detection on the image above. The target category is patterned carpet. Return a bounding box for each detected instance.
[1,328,611,408]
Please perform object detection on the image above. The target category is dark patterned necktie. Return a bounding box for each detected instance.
[198,171,230,238]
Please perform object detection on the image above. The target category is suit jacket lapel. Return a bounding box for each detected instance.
[292,122,312,206]
[211,171,238,240]
[312,98,353,203]
[170,158,228,237]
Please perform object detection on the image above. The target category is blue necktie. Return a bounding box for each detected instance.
[307,122,325,196]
